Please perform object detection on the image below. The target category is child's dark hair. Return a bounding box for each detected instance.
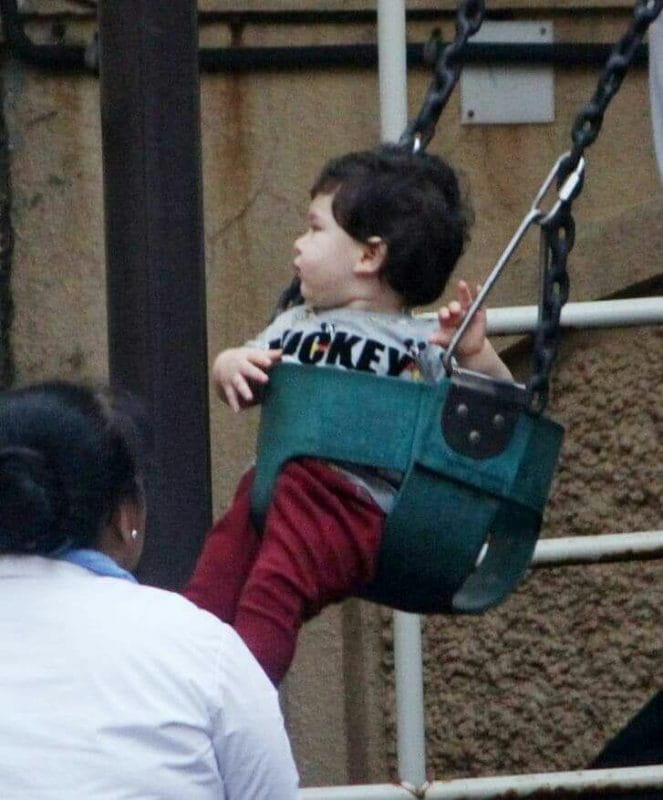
[311,144,473,307]
[0,381,152,554]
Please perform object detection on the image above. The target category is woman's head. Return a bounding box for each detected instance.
[0,381,152,559]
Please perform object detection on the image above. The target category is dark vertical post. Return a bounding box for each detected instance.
[98,1,211,590]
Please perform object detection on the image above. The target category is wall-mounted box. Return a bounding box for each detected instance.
[461,21,554,125]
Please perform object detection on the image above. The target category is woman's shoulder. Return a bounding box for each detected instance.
[99,579,276,689]
[69,572,233,653]
[110,579,232,638]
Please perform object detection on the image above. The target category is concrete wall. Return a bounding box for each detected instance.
[1,1,661,790]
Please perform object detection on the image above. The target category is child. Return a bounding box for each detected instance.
[184,145,511,685]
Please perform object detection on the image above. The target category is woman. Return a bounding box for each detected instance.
[0,380,299,799]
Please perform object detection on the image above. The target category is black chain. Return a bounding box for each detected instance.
[271,276,303,321]
[399,0,486,151]
[526,0,662,413]
[561,0,663,181]
[527,210,576,413]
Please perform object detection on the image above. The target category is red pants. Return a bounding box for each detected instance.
[183,459,384,685]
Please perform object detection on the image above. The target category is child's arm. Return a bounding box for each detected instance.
[429,280,512,381]
[212,347,282,413]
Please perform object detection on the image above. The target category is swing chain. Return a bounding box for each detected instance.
[526,0,661,411]
[271,276,303,320]
[527,207,575,413]
[526,153,587,412]
[399,0,486,152]
[560,0,663,181]
[442,153,585,406]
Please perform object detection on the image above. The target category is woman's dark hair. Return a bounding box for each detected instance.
[310,144,473,307]
[0,381,152,554]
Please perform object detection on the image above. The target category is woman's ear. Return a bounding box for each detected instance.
[355,236,387,276]
[99,498,146,572]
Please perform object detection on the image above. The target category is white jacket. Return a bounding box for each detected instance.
[0,555,299,800]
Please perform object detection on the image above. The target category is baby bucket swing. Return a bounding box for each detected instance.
[250,0,662,615]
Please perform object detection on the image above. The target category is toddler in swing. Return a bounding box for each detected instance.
[184,144,511,685]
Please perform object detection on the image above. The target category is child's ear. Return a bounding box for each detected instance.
[355,236,387,276]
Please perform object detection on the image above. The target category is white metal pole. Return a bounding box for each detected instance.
[486,296,663,334]
[393,612,426,787]
[377,0,428,789]
[533,530,663,567]
[418,296,663,333]
[378,0,408,144]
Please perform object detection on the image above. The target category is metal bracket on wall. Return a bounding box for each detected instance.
[461,20,554,124]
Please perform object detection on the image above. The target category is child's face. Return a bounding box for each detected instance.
[293,192,365,310]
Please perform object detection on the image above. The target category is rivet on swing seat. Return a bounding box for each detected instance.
[250,363,563,615]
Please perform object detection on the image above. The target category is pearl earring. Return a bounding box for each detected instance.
[131,529,139,541]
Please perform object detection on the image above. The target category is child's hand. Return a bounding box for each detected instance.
[429,280,486,359]
[212,347,282,412]
[429,280,512,380]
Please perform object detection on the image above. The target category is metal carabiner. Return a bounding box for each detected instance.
[441,153,585,374]
[441,210,543,373]
[540,155,586,226]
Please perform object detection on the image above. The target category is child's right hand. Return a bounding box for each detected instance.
[212,347,282,412]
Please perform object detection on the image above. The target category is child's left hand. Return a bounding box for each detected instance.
[428,280,486,359]
[429,279,513,380]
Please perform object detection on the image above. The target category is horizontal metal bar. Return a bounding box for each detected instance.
[199,40,649,72]
[489,297,663,334]
[300,764,663,799]
[533,530,663,567]
[420,297,663,334]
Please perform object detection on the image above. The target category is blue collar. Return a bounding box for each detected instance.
[55,548,137,583]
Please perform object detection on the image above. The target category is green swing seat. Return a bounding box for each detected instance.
[250,363,563,614]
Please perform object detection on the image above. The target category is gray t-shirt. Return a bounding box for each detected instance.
[247,305,446,383]
[247,305,447,510]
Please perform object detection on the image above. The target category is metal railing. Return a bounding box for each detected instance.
[300,764,663,799]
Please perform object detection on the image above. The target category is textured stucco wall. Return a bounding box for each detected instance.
[382,323,662,780]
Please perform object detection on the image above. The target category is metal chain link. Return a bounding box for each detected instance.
[399,0,486,151]
[526,0,662,412]
[561,0,663,181]
[271,275,303,321]
[527,213,575,412]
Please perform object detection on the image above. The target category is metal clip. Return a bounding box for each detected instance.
[540,155,586,226]
[441,152,585,374]
[441,209,542,372]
